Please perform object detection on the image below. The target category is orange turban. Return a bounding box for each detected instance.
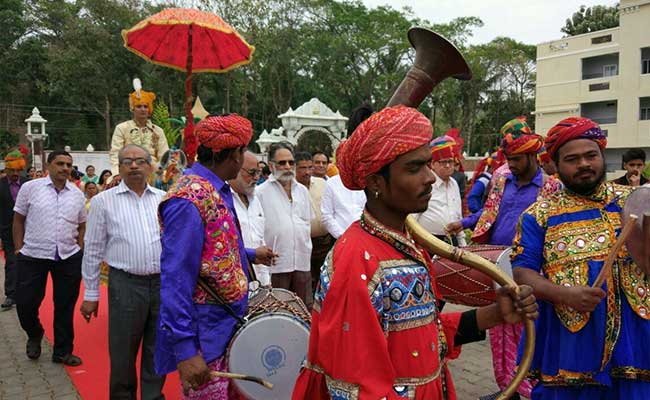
[4,147,27,170]
[129,90,156,114]
[545,117,606,159]
[196,114,253,153]
[336,105,432,190]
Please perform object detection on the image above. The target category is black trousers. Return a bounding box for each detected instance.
[2,239,17,299]
[108,267,165,400]
[15,251,82,357]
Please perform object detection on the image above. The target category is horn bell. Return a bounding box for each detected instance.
[387,27,472,108]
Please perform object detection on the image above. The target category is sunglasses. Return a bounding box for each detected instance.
[119,158,150,166]
[273,160,295,166]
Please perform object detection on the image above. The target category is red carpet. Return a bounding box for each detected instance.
[39,277,181,399]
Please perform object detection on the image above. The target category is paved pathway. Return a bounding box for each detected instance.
[0,263,80,400]
[0,262,500,399]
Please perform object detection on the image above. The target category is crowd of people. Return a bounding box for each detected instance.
[0,83,649,400]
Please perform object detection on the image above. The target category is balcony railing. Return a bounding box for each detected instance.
[586,116,617,125]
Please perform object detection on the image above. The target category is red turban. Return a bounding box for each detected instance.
[545,116,607,159]
[336,105,432,190]
[195,114,253,153]
[499,116,543,155]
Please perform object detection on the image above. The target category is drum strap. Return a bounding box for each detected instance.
[197,278,247,326]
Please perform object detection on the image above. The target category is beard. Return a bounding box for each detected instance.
[559,167,605,196]
[243,182,256,197]
[274,169,295,183]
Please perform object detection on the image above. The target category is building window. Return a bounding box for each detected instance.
[589,82,610,91]
[641,97,650,120]
[592,35,612,45]
[603,64,618,76]
[643,59,650,74]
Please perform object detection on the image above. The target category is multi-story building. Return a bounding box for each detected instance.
[534,0,650,172]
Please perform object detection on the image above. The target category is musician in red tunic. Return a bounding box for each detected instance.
[292,105,538,400]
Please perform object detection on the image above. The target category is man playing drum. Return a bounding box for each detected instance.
[292,105,538,400]
[447,117,561,399]
[155,114,275,399]
[512,117,650,400]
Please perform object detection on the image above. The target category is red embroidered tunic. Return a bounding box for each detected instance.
[292,211,464,400]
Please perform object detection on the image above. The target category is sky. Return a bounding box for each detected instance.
[361,0,619,45]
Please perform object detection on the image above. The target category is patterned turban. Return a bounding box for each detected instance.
[430,135,457,162]
[4,146,27,170]
[195,114,253,153]
[129,90,156,114]
[538,146,551,164]
[336,105,432,190]
[500,117,543,155]
[545,116,606,159]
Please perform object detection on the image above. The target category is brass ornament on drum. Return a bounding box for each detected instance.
[227,288,311,400]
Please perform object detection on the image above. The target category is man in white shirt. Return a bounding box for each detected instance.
[13,150,86,366]
[79,145,166,399]
[320,173,366,239]
[230,150,270,287]
[295,151,334,291]
[312,151,329,180]
[414,136,467,247]
[256,142,313,308]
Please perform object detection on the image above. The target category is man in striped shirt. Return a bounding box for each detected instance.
[80,144,166,399]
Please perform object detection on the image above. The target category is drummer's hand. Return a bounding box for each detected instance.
[562,285,606,313]
[445,221,463,235]
[178,354,211,395]
[254,245,278,266]
[496,285,538,324]
[79,300,98,323]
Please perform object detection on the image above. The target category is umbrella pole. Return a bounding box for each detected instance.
[183,24,197,164]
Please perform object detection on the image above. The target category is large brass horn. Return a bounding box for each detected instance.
[389,27,534,400]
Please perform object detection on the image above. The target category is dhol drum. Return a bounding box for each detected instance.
[227,288,311,400]
[623,186,650,275]
[431,245,513,307]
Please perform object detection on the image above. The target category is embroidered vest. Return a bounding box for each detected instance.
[160,174,248,304]
[472,171,561,243]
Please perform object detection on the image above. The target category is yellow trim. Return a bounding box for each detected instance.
[120,18,256,74]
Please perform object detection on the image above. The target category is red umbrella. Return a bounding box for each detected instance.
[122,8,255,162]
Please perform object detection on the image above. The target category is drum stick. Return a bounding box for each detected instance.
[209,371,274,389]
[643,212,650,272]
[592,214,638,288]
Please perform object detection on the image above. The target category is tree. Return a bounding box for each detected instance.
[561,4,619,36]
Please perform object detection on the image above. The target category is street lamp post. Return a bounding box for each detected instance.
[25,107,48,171]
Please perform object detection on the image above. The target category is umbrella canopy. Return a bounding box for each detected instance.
[122,8,255,73]
[122,8,255,163]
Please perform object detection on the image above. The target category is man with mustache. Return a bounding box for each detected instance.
[512,116,650,399]
[256,142,313,308]
[292,105,538,400]
[80,144,167,399]
[13,150,86,366]
[230,150,270,287]
[447,117,561,399]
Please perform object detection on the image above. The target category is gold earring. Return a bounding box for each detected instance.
[374,191,379,198]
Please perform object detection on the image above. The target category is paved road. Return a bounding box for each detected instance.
[0,263,499,400]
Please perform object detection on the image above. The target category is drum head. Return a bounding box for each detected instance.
[623,187,650,275]
[228,312,310,400]
[494,248,513,288]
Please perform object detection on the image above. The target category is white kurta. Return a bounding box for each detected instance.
[256,176,313,274]
[320,174,366,239]
[232,190,270,286]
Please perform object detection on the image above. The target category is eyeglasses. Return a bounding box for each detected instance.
[241,168,262,177]
[273,160,295,166]
[119,158,150,166]
[435,160,455,166]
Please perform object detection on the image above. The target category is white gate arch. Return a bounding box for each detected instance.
[256,98,348,155]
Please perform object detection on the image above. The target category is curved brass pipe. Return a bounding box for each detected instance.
[407,215,535,400]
